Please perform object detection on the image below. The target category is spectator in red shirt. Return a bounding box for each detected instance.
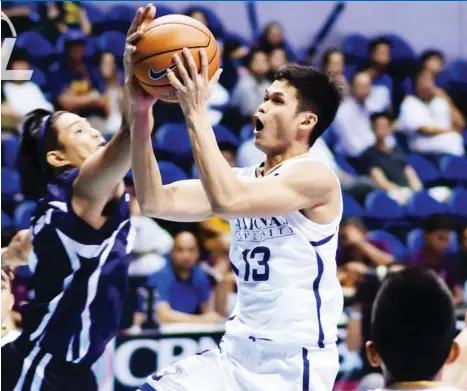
[409,214,464,304]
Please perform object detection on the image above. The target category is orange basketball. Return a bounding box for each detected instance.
[132,14,220,103]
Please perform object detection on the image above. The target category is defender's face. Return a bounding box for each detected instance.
[253,80,305,154]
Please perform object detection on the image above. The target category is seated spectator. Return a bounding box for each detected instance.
[268,47,288,79]
[334,70,394,164]
[363,112,423,205]
[231,49,270,120]
[127,189,173,277]
[398,69,465,156]
[144,232,222,325]
[408,214,464,304]
[320,49,349,97]
[419,50,466,132]
[201,234,237,317]
[1,51,53,130]
[35,1,92,44]
[52,30,108,122]
[91,52,124,135]
[337,217,395,288]
[1,268,20,346]
[256,22,295,61]
[367,37,393,93]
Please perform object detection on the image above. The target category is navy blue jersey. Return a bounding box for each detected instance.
[16,169,134,366]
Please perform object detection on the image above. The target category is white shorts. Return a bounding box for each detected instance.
[141,335,339,391]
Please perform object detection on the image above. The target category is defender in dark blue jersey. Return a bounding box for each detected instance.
[1,5,158,391]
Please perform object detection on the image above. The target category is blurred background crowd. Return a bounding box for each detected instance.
[1,1,467,388]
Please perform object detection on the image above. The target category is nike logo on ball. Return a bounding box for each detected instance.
[149,63,177,81]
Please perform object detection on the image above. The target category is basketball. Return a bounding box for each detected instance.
[132,14,220,103]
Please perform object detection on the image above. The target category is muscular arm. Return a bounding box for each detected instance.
[186,113,338,219]
[130,109,214,222]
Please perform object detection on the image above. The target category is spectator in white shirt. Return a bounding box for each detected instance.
[398,69,465,156]
[127,187,174,277]
[231,49,270,120]
[334,71,381,161]
[1,51,54,131]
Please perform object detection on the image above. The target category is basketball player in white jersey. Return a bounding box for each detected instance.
[130,43,343,391]
[366,267,462,391]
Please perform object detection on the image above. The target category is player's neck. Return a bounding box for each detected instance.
[264,147,309,174]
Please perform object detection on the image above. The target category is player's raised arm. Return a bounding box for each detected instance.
[167,49,340,219]
[72,5,156,204]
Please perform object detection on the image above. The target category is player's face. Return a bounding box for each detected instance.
[48,113,106,169]
[253,80,314,154]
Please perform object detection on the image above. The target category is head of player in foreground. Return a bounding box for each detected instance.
[366,267,459,388]
[252,63,342,157]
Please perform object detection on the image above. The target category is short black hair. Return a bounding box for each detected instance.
[320,49,344,71]
[371,266,456,382]
[422,213,452,233]
[370,111,393,125]
[274,64,342,146]
[19,109,68,198]
[420,50,444,65]
[369,37,390,54]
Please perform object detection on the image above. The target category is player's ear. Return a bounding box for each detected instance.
[366,341,382,368]
[46,150,71,168]
[298,112,317,132]
[445,340,460,365]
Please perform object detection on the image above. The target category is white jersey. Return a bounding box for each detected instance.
[225,156,344,349]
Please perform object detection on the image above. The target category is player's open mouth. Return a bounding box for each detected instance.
[254,116,264,133]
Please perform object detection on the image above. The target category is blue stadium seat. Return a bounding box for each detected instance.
[14,201,37,230]
[159,162,188,185]
[2,211,13,230]
[184,5,225,39]
[322,126,338,152]
[155,123,192,159]
[407,191,445,219]
[2,135,20,169]
[439,155,467,185]
[106,4,137,33]
[98,31,126,60]
[30,66,48,92]
[342,193,364,218]
[450,59,467,90]
[343,34,369,67]
[1,168,21,202]
[334,154,357,176]
[82,2,106,33]
[213,125,240,148]
[365,190,405,221]
[407,228,458,255]
[405,154,439,185]
[155,4,175,18]
[447,188,467,218]
[367,230,408,261]
[381,33,416,63]
[15,32,55,64]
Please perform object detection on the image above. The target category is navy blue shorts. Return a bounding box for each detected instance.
[1,342,98,391]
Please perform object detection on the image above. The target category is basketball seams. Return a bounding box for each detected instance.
[134,24,212,65]
[136,43,219,88]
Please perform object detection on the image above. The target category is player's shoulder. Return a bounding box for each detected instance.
[283,158,339,185]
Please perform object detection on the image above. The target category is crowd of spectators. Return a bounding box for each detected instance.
[2,1,467,362]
